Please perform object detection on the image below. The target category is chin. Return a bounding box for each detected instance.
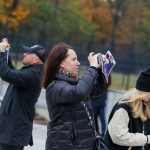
[22,61,27,65]
[74,72,78,76]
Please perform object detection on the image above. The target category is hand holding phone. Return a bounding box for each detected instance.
[0,38,10,51]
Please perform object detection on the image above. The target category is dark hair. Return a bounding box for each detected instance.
[42,42,73,89]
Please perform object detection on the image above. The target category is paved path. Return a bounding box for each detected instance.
[25,123,47,150]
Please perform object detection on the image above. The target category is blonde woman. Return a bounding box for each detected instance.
[105,67,150,150]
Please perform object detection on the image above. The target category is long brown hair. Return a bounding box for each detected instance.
[42,42,72,89]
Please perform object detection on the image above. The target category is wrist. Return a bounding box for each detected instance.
[90,63,99,68]
[89,66,98,71]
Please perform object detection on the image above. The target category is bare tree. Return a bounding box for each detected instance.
[107,0,128,55]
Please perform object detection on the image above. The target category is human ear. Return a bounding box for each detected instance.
[60,61,65,69]
[33,56,39,64]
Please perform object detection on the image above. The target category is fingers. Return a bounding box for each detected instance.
[88,52,94,59]
[88,52,99,59]
[88,52,100,68]
[89,52,94,56]
[0,38,10,50]
[2,38,8,42]
[88,51,106,68]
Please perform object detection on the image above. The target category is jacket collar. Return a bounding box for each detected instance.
[55,73,78,85]
[22,64,43,69]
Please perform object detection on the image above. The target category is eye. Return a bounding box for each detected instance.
[72,57,76,61]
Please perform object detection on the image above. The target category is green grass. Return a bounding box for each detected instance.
[78,67,138,90]
[111,72,138,90]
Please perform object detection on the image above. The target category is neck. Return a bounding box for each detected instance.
[59,68,76,79]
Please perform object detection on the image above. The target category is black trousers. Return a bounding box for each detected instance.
[0,144,24,150]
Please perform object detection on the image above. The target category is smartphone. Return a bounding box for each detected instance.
[97,54,103,64]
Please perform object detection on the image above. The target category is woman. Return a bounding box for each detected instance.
[42,43,107,150]
[105,67,150,150]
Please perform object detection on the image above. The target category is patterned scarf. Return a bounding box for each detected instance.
[59,68,77,80]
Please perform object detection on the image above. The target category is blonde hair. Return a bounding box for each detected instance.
[119,88,150,121]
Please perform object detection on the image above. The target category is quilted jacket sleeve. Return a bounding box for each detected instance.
[89,68,107,97]
[47,67,107,104]
[0,52,37,88]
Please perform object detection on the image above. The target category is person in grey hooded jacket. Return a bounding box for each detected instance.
[42,42,107,150]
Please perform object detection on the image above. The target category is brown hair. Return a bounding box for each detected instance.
[42,42,72,89]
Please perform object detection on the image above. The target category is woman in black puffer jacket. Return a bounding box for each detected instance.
[42,43,107,150]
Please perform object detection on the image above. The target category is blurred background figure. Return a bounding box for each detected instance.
[92,74,111,137]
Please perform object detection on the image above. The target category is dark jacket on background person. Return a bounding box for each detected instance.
[46,67,107,150]
[0,52,43,146]
[105,102,150,150]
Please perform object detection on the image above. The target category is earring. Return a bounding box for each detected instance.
[59,67,69,75]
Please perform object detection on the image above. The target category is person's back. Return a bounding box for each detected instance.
[0,39,48,150]
[105,67,150,150]
[92,74,111,137]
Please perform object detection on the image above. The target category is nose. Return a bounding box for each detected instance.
[77,60,80,66]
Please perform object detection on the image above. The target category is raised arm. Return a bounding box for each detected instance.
[0,52,38,88]
[47,67,99,104]
[89,68,107,97]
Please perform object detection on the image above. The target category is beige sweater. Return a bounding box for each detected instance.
[108,108,150,147]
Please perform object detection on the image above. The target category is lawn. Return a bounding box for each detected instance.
[111,72,138,90]
[78,66,138,91]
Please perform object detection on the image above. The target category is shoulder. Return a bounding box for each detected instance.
[113,107,129,118]
[108,101,131,122]
[46,80,73,100]
[116,102,131,111]
[22,65,43,75]
[22,64,43,71]
[46,80,71,92]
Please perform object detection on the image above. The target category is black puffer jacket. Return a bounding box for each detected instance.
[45,67,107,150]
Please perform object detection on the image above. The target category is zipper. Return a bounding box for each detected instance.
[142,122,145,150]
